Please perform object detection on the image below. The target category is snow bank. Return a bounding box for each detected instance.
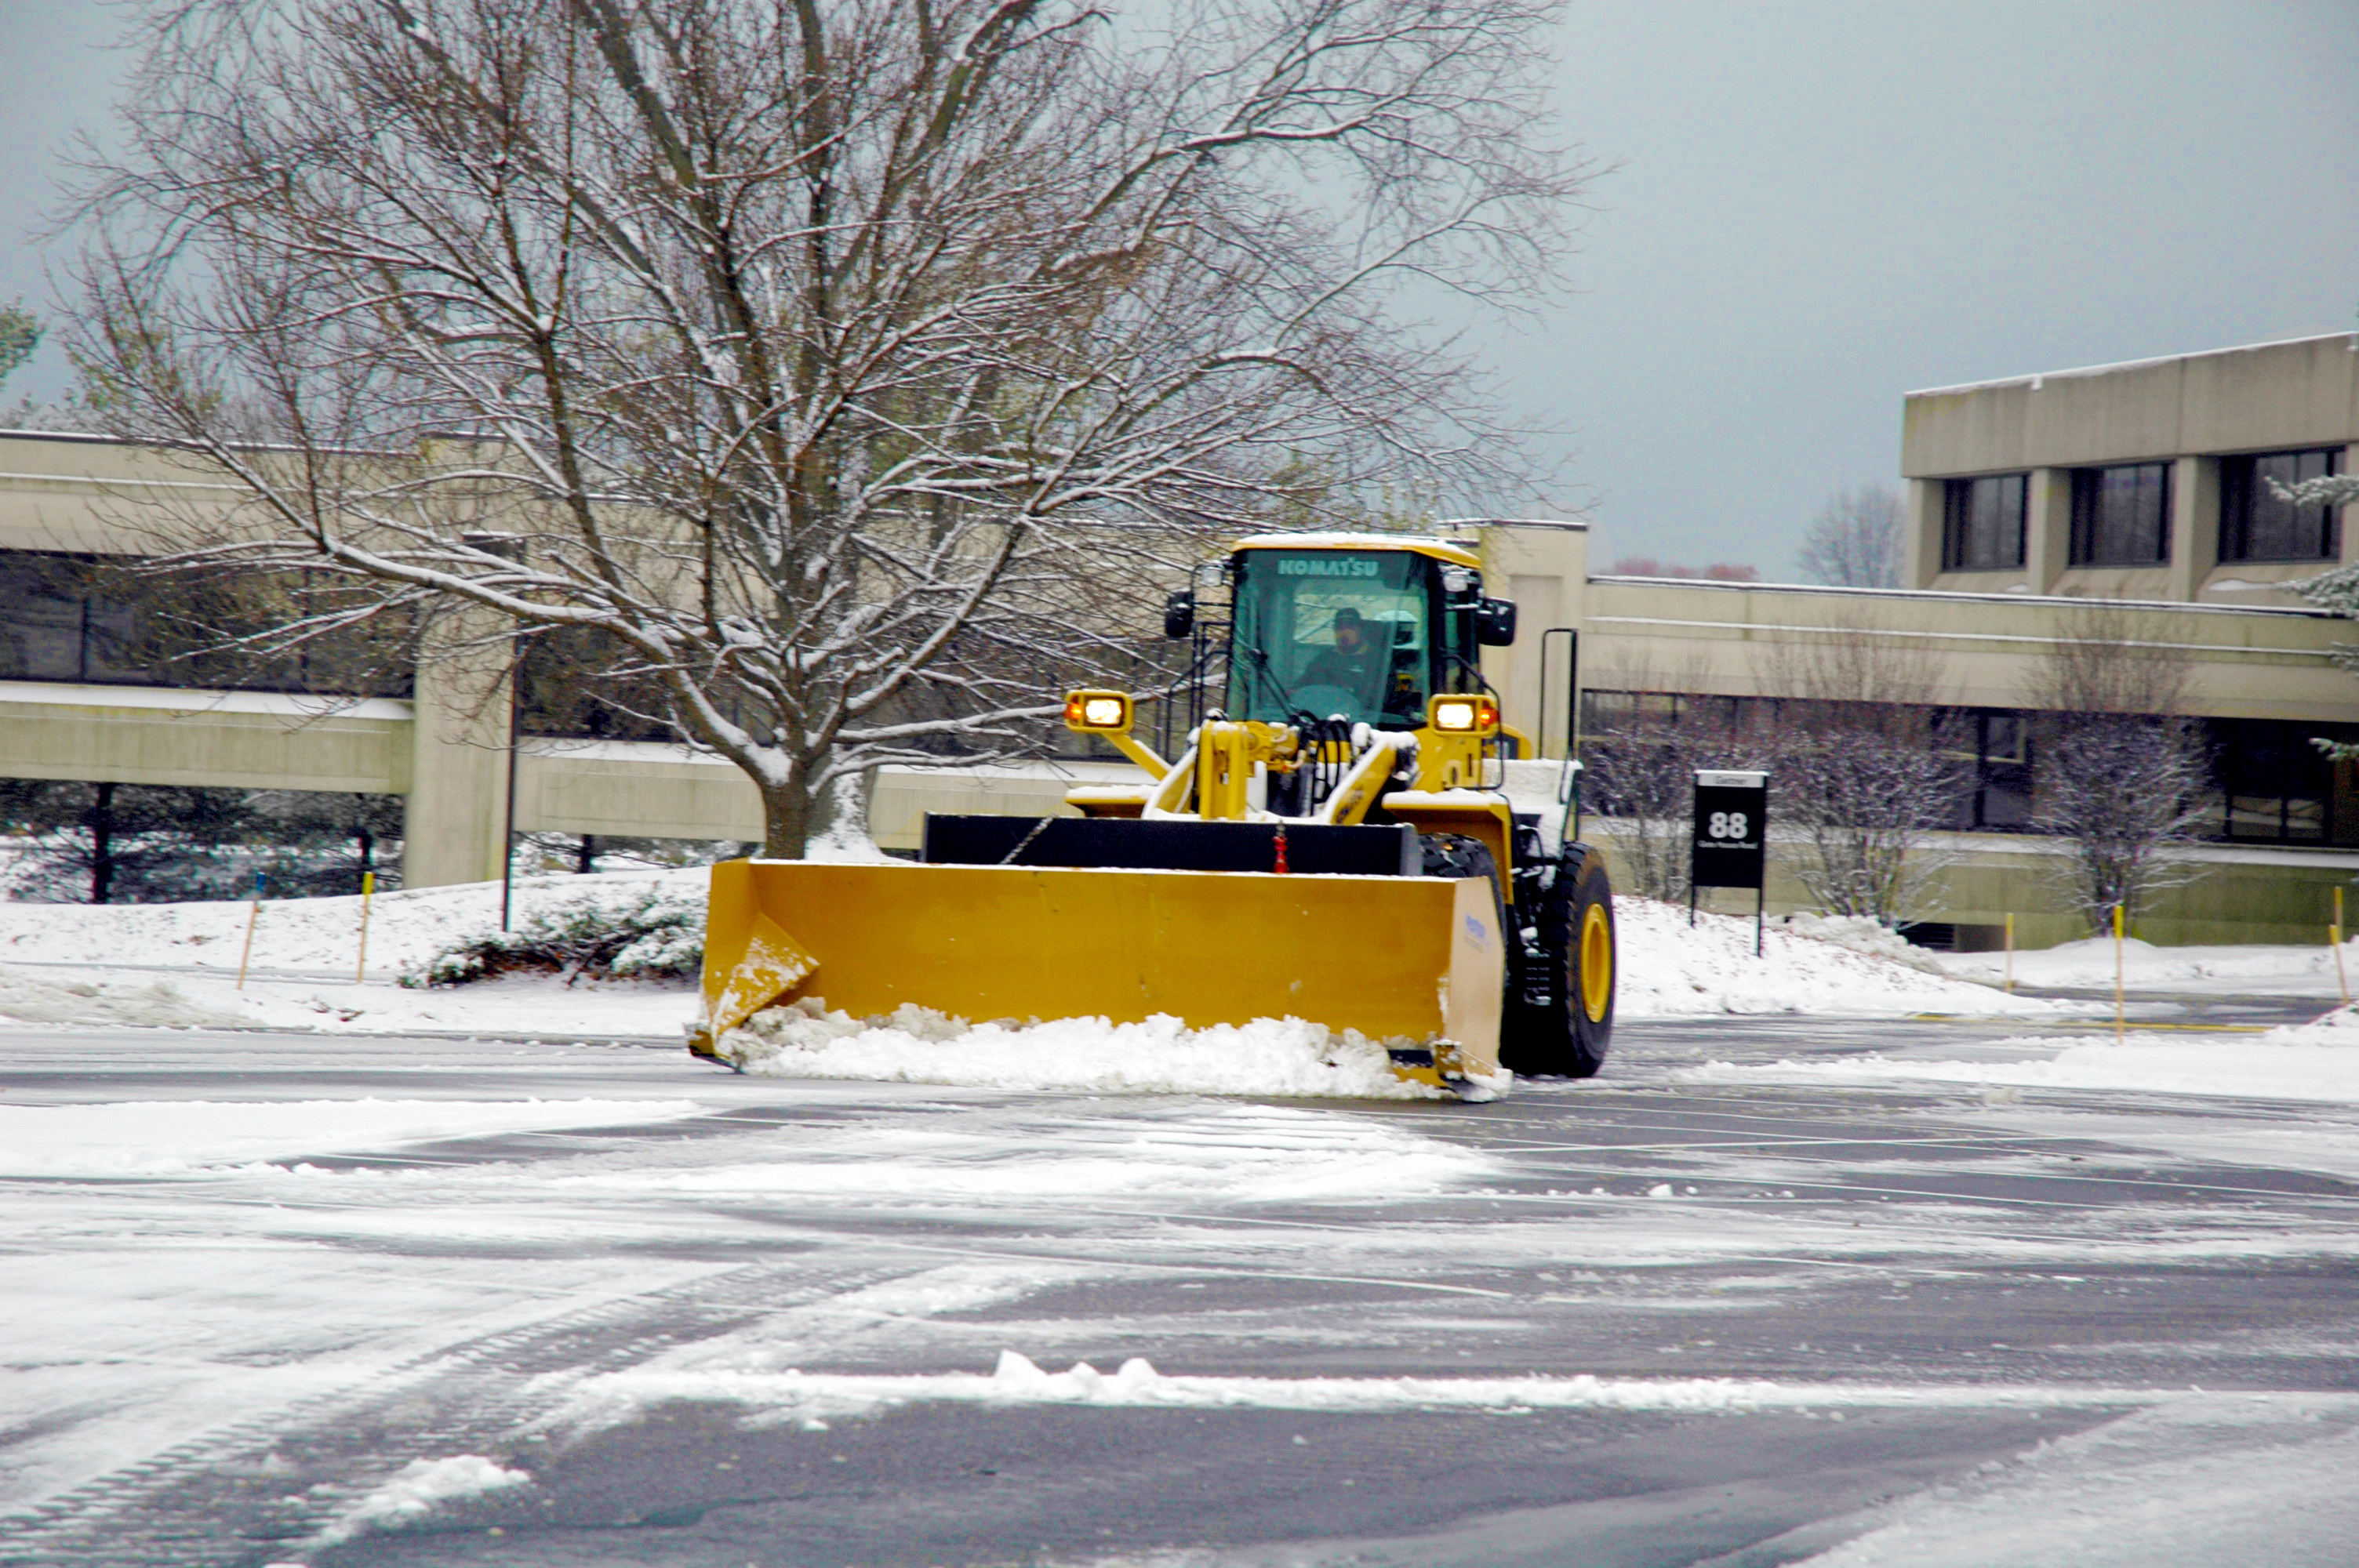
[0,1098,701,1177]
[0,966,249,1029]
[726,1001,1467,1100]
[1681,1011,2359,1104]
[1943,933,2359,994]
[0,865,707,977]
[562,1349,2131,1436]
[1614,898,2052,1018]
[318,1454,530,1544]
[0,868,711,1039]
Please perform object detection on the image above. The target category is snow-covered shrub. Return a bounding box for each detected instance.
[407,887,703,987]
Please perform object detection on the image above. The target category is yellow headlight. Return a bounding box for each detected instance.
[1431,699,1478,731]
[1081,696,1125,728]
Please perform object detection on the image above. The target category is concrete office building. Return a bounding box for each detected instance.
[1,332,2354,942]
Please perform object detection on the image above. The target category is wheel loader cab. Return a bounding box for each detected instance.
[1223,543,1482,730]
[1227,549,1440,728]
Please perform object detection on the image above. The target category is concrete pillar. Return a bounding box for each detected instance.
[2167,456,2219,601]
[2023,467,2073,594]
[1903,478,1943,588]
[402,618,514,887]
[1474,521,1590,755]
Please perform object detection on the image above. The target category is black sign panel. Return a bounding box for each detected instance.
[1691,771,1768,891]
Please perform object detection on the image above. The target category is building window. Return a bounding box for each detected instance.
[1941,474,2026,571]
[2219,448,2342,562]
[0,550,414,696]
[2069,463,2172,566]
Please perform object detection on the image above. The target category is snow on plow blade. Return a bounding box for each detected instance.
[689,858,1504,1087]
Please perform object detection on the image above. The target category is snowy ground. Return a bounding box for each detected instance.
[4,1006,2358,1565]
[3,873,2357,1562]
[0,867,707,1040]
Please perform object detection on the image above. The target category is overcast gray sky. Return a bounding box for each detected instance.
[2,0,2354,579]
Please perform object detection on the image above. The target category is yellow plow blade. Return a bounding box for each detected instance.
[690,858,1503,1086]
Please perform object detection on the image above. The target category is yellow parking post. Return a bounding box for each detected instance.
[2111,902,2125,1042]
[357,870,376,983]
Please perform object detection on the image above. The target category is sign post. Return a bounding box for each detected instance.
[1691,769,1769,956]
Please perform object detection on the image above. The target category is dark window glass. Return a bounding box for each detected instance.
[2070,463,2172,565]
[0,550,412,696]
[2219,448,2341,562]
[2208,718,2332,842]
[1941,474,2027,571]
[1976,712,2031,827]
[0,554,91,680]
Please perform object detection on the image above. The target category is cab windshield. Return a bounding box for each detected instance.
[1226,549,1440,726]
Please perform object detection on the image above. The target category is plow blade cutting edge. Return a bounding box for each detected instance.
[689,858,1506,1087]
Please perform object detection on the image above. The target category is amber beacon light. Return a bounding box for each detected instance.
[1063,689,1133,732]
[1427,695,1498,735]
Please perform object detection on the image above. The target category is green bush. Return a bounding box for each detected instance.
[409,886,703,987]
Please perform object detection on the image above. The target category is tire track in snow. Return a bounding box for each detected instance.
[0,1258,910,1565]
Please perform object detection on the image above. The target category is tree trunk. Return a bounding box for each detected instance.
[758,774,815,860]
[88,782,116,904]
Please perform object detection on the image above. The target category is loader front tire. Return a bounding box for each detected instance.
[1500,844,1616,1078]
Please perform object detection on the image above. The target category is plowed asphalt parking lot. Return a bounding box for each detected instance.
[4,1003,2357,1566]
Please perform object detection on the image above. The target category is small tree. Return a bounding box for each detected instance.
[1579,675,1765,904]
[1763,619,1960,924]
[2027,605,2210,933]
[1797,484,1903,589]
[1775,713,1962,921]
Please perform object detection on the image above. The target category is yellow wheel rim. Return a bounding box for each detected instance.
[1578,901,1613,1023]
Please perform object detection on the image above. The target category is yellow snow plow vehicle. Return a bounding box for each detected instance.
[689,533,1616,1092]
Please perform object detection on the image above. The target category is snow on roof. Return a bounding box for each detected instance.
[1906,331,2359,400]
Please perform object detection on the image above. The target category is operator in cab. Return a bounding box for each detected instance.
[1296,606,1379,696]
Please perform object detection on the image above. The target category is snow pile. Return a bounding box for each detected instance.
[1943,934,2359,994]
[1681,1011,2359,1104]
[318,1454,530,1544]
[725,1000,1467,1099]
[0,1098,701,1177]
[564,1349,2118,1435]
[1776,912,1946,974]
[1613,898,2052,1018]
[0,966,249,1029]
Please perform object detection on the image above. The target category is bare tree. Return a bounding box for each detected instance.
[1797,484,1903,589]
[1764,620,1961,923]
[1576,652,1764,902]
[66,0,1587,857]
[2027,604,2211,933]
